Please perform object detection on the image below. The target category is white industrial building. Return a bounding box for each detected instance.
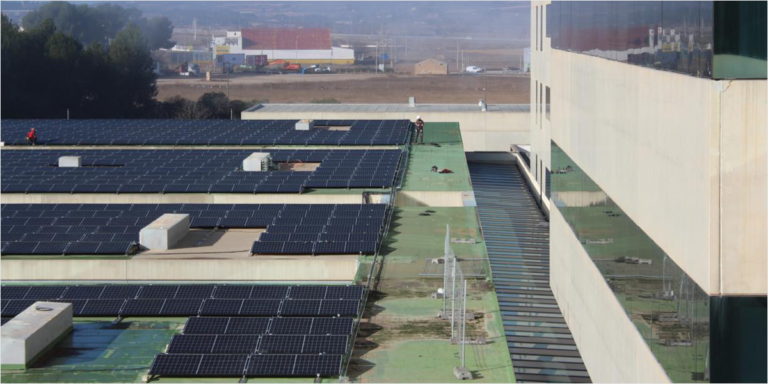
[213,28,355,65]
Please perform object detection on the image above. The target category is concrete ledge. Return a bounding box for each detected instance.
[1,257,358,282]
[0,193,366,205]
[396,191,466,207]
[140,214,190,250]
[1,302,73,370]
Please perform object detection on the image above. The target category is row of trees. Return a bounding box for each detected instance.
[21,2,174,50]
[2,12,257,120]
[2,15,157,118]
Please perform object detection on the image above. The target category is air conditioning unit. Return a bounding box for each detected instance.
[243,152,273,171]
[295,119,314,131]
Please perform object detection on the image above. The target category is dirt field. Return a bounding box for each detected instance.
[156,73,530,104]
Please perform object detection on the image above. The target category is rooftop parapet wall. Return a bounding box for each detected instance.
[243,104,531,152]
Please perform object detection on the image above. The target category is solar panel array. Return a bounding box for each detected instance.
[1,149,402,194]
[1,119,411,146]
[151,313,355,377]
[1,284,363,377]
[1,203,387,256]
[0,284,364,318]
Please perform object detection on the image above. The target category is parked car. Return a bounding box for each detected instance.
[465,66,485,73]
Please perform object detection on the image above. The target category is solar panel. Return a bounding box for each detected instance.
[79,299,126,316]
[212,286,253,299]
[250,286,289,300]
[121,299,165,316]
[211,335,260,354]
[245,354,297,376]
[269,317,314,335]
[183,317,229,335]
[1,286,30,300]
[326,286,364,300]
[240,300,281,316]
[167,335,216,354]
[1,119,410,147]
[138,286,179,299]
[292,354,343,376]
[100,285,140,299]
[226,317,270,334]
[302,335,348,354]
[279,300,321,316]
[318,300,360,317]
[200,300,243,316]
[149,354,204,376]
[310,318,355,335]
[197,354,248,377]
[61,286,105,299]
[258,335,305,354]
[1,149,402,196]
[24,286,66,300]
[1,300,36,316]
[175,285,214,299]
[288,286,328,300]
[160,299,204,316]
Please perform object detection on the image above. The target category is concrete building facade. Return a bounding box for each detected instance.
[529,1,767,383]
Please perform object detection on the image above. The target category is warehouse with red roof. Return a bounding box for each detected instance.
[214,27,355,65]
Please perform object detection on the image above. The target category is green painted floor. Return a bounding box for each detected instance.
[401,123,472,192]
[351,207,515,383]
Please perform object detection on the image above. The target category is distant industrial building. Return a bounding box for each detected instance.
[213,28,355,65]
[414,59,449,75]
[529,1,766,383]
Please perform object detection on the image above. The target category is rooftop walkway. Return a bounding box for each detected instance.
[469,162,591,383]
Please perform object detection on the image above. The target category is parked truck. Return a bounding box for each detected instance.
[179,62,200,76]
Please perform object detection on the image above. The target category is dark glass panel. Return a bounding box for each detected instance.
[713,1,767,78]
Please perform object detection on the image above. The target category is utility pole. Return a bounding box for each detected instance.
[456,40,459,74]
[193,18,197,41]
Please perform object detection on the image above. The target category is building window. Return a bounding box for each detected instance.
[540,5,544,51]
[535,80,539,125]
[539,83,544,128]
[545,86,550,121]
[535,6,539,51]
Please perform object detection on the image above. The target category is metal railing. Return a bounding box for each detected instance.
[338,125,413,381]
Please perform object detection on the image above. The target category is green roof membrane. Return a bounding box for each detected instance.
[401,123,472,192]
[352,207,515,383]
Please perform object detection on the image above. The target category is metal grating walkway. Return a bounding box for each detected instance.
[469,163,591,383]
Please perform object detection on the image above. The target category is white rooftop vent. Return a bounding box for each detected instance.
[295,119,314,131]
[59,156,81,168]
[243,152,273,172]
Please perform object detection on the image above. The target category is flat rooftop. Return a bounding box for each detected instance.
[1,121,517,382]
[247,103,530,113]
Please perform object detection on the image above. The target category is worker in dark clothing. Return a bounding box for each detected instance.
[415,116,424,144]
[26,128,37,145]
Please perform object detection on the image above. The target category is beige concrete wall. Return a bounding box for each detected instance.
[396,191,465,207]
[719,80,768,295]
[550,207,670,383]
[243,110,530,152]
[1,193,364,205]
[529,1,551,199]
[1,258,358,282]
[547,49,766,296]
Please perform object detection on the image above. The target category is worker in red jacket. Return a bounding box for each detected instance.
[26,128,37,145]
